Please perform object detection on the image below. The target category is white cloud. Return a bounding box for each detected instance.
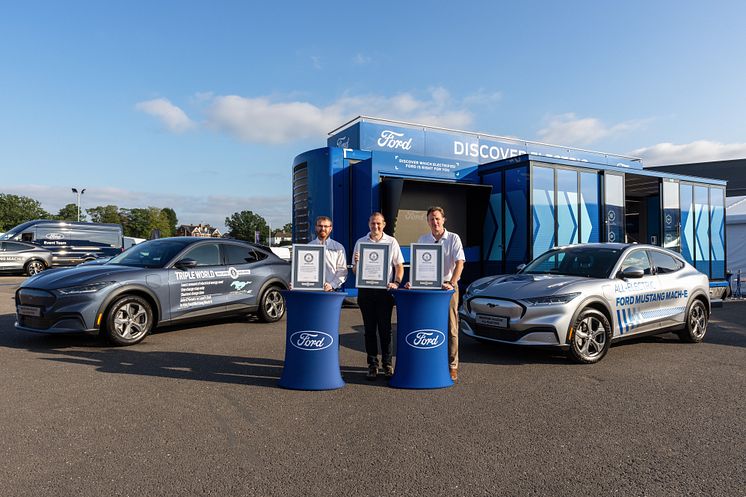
[2,185,289,231]
[537,113,645,146]
[206,96,335,144]
[352,53,372,65]
[630,140,746,166]
[462,89,502,107]
[203,87,478,144]
[135,98,195,133]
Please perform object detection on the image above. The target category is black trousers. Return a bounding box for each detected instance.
[357,288,394,367]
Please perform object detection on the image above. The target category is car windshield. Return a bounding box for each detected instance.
[107,239,193,268]
[0,224,28,240]
[521,247,622,278]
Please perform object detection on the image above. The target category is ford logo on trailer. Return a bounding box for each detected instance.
[290,331,334,351]
[405,329,446,349]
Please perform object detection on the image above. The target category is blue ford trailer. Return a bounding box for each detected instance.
[292,116,727,298]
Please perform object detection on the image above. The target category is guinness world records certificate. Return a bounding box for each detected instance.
[291,244,325,291]
[356,242,390,289]
[410,243,444,290]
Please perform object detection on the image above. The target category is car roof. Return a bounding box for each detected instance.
[149,237,270,252]
[553,242,676,251]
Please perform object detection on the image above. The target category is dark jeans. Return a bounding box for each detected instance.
[357,288,394,367]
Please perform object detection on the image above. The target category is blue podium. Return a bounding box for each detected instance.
[389,289,454,389]
[278,290,347,391]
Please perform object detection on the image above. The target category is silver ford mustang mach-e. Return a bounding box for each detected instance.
[459,243,710,363]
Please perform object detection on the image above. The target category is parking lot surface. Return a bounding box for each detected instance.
[1,276,744,497]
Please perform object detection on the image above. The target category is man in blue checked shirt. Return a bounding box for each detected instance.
[309,216,348,291]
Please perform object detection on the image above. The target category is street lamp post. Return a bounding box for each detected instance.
[71,188,85,222]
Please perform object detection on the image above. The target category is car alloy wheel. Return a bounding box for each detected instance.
[105,295,153,346]
[25,260,46,276]
[259,287,285,322]
[569,309,611,364]
[679,299,708,343]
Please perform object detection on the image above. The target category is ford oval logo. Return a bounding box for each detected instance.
[290,331,333,351]
[45,232,64,240]
[405,329,446,349]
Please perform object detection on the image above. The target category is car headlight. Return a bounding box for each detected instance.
[523,292,580,306]
[56,281,116,295]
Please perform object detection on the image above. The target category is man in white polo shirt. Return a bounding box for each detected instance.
[309,215,347,291]
[416,206,465,381]
[352,212,404,380]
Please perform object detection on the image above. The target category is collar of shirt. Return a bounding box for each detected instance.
[425,228,450,243]
[366,232,389,243]
[311,237,332,246]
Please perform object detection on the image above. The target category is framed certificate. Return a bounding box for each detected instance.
[291,244,325,291]
[356,242,390,289]
[410,243,444,290]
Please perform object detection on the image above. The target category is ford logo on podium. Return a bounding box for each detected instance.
[290,331,334,351]
[405,329,446,349]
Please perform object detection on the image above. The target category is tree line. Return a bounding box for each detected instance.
[0,193,178,238]
[0,193,292,243]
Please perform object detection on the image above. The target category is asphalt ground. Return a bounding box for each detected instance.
[0,275,744,497]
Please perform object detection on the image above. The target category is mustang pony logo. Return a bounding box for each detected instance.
[231,280,250,291]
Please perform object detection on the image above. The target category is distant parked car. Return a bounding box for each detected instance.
[0,220,123,267]
[15,237,291,345]
[0,241,53,275]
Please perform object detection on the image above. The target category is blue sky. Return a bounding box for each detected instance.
[1,1,744,230]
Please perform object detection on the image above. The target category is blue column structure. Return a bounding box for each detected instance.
[389,289,454,389]
[278,290,347,391]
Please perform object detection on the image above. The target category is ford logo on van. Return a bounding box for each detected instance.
[405,329,446,349]
[290,331,334,351]
[45,232,65,240]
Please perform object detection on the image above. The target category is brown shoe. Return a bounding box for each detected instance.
[450,368,458,381]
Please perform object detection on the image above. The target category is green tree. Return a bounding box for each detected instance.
[87,205,122,224]
[0,194,50,231]
[57,203,86,222]
[161,207,178,236]
[121,207,172,238]
[282,222,292,234]
[225,210,268,243]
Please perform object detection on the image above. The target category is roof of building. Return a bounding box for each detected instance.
[649,158,746,196]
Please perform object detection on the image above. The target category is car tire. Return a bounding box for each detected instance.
[677,299,708,343]
[568,308,612,364]
[24,259,47,276]
[104,295,153,346]
[258,286,285,322]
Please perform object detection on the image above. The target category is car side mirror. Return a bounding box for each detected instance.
[516,264,526,273]
[174,258,198,270]
[620,266,645,279]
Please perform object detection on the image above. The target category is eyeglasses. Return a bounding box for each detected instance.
[316,225,332,229]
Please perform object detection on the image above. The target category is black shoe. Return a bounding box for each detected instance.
[366,365,378,380]
[383,365,394,377]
